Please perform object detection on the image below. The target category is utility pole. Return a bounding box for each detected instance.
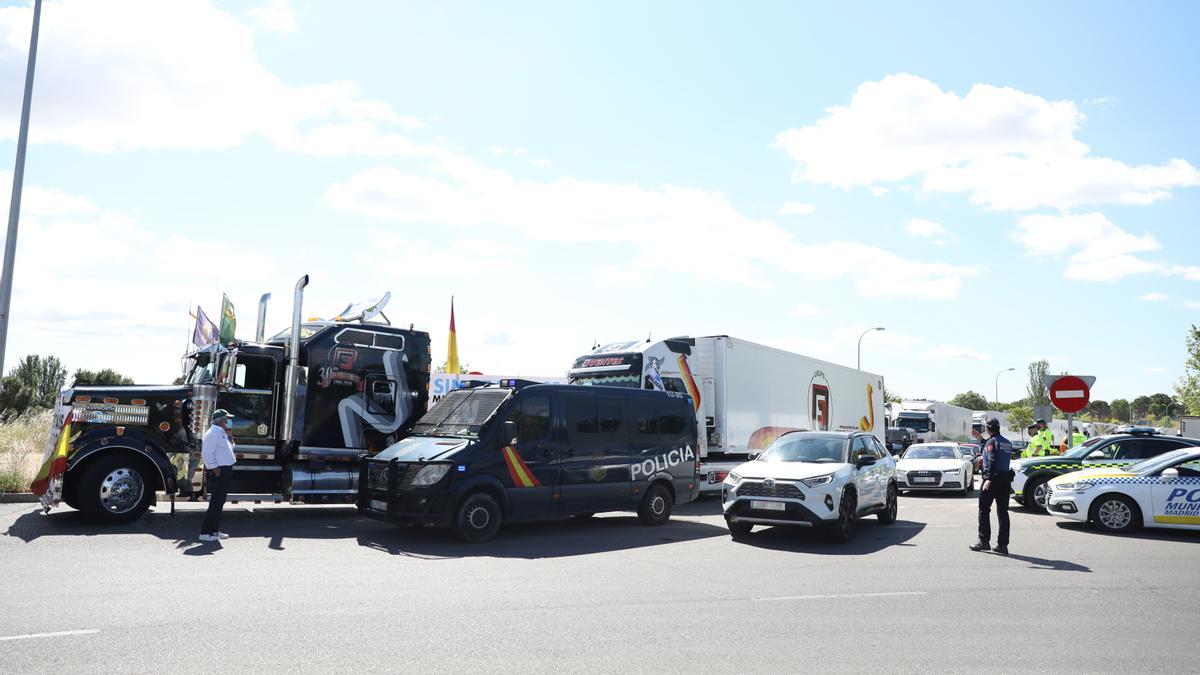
[994,367,1015,408]
[0,0,43,376]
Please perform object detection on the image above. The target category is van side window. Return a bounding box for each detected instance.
[598,400,623,434]
[659,406,686,436]
[508,396,551,442]
[632,398,658,434]
[566,396,598,434]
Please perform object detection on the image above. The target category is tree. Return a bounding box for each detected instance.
[949,390,989,411]
[1111,398,1130,423]
[1175,324,1200,414]
[72,368,135,387]
[1131,395,1152,420]
[1146,393,1175,419]
[881,384,901,404]
[0,354,67,420]
[1007,405,1033,437]
[1025,360,1050,407]
[1086,399,1112,421]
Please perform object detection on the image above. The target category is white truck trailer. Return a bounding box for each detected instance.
[895,400,973,444]
[567,335,885,494]
[1179,416,1198,439]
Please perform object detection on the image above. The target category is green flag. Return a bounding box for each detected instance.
[219,294,236,344]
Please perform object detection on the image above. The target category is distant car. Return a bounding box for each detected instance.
[1012,429,1200,512]
[1046,448,1200,533]
[722,431,897,542]
[958,443,981,472]
[895,443,974,496]
[886,427,916,455]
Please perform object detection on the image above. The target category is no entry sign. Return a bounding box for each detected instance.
[1047,375,1092,414]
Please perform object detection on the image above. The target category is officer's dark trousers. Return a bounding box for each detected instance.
[201,466,232,535]
[977,475,1011,547]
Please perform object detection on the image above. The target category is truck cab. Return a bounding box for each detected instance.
[36,276,432,523]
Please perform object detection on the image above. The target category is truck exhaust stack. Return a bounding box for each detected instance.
[280,274,309,443]
[255,292,271,343]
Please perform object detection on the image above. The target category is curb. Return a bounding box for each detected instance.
[0,493,40,503]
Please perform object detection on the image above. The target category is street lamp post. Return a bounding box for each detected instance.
[857,327,885,370]
[994,367,1015,408]
[0,0,43,376]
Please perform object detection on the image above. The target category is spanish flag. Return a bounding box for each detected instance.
[30,415,73,496]
[446,296,461,374]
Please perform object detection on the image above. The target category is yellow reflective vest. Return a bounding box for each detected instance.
[1037,429,1055,455]
[1071,432,1087,447]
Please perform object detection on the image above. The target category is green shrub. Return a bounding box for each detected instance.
[0,410,52,493]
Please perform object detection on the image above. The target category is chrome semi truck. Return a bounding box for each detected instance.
[35,275,431,523]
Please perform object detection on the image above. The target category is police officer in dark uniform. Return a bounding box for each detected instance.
[971,417,1013,555]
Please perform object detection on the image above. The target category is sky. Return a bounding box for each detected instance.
[0,0,1197,404]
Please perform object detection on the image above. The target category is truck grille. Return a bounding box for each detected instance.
[737,481,803,499]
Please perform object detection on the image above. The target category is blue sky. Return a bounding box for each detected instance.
[0,0,1197,404]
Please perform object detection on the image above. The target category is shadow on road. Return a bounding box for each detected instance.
[1054,520,1200,543]
[728,519,926,555]
[2,502,730,559]
[995,551,1091,572]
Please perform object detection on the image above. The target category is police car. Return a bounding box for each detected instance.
[722,431,897,542]
[1011,428,1199,511]
[1046,448,1200,533]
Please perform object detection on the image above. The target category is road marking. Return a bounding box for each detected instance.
[0,629,100,642]
[754,591,927,602]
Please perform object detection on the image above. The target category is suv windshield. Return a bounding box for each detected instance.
[760,435,848,464]
[411,388,511,438]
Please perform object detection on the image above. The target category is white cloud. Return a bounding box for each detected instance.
[1139,292,1167,302]
[1012,212,1162,282]
[324,157,978,297]
[921,345,991,361]
[488,145,505,156]
[0,0,421,153]
[593,266,648,289]
[905,218,953,245]
[248,0,297,34]
[779,202,815,216]
[793,304,823,317]
[774,73,1200,211]
[1184,300,1200,310]
[1145,367,1168,374]
[1173,265,1200,282]
[0,171,96,216]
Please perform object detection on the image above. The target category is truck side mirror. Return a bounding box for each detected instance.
[503,420,519,445]
[930,422,936,432]
[746,452,759,461]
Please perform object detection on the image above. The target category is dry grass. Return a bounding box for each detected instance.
[0,410,52,493]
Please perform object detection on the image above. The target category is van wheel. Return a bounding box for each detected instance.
[77,455,155,524]
[637,484,673,526]
[726,518,753,537]
[452,492,502,542]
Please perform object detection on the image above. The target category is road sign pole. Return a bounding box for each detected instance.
[1066,412,1073,450]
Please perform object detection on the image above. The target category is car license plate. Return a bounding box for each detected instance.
[912,477,936,484]
[369,499,387,511]
[751,500,786,511]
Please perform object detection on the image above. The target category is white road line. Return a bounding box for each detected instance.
[0,629,100,642]
[754,591,927,602]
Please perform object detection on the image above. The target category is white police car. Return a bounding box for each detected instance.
[1046,448,1200,533]
[722,431,897,542]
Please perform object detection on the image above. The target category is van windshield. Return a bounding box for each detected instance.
[411,388,511,438]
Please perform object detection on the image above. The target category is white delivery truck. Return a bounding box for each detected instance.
[895,400,973,443]
[1179,416,1198,439]
[567,335,885,494]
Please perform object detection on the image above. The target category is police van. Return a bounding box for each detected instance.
[358,382,700,541]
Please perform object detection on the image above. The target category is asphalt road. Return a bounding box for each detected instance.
[1,485,1197,674]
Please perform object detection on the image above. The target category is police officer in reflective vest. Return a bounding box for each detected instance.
[1035,419,1055,456]
[1022,424,1042,458]
[1071,427,1087,448]
[971,417,1013,555]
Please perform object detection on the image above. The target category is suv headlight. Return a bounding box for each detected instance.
[412,464,451,486]
[728,471,742,484]
[801,474,833,488]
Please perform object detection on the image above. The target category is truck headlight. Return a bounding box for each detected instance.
[412,464,451,486]
[801,474,833,488]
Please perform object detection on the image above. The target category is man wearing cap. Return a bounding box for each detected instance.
[1035,419,1055,456]
[1022,423,1042,459]
[199,409,237,541]
[971,417,1013,555]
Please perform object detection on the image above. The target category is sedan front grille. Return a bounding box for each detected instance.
[905,471,942,486]
[737,481,803,499]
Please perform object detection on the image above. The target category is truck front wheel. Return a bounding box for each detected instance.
[77,454,156,524]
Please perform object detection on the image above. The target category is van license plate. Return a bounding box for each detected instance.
[751,500,786,511]
[370,499,387,511]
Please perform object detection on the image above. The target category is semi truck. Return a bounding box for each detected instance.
[34,275,432,523]
[894,400,972,443]
[567,335,885,494]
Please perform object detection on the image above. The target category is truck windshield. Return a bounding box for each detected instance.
[896,417,930,432]
[183,352,223,385]
[411,388,511,438]
[568,352,643,388]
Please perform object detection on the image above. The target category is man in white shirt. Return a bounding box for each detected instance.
[199,409,237,541]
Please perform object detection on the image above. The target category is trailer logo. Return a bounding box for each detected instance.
[859,383,875,432]
[810,371,830,431]
[630,446,696,480]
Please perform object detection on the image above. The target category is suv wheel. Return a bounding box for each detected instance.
[452,492,502,542]
[637,484,673,526]
[828,490,857,542]
[877,483,897,524]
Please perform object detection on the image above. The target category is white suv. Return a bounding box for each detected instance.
[722,431,898,541]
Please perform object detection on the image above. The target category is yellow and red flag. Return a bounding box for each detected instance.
[30,414,74,496]
[446,296,461,374]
